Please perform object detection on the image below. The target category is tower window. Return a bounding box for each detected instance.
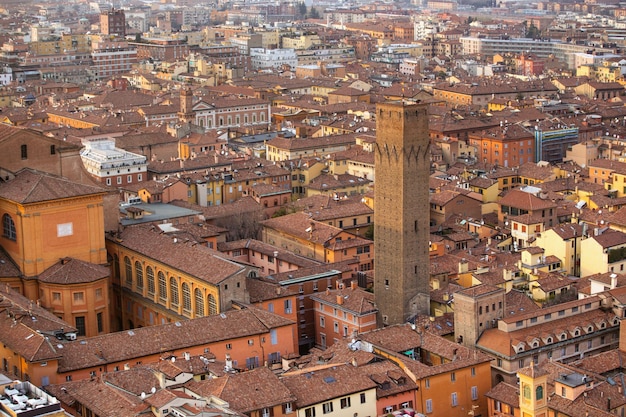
[20,144,27,159]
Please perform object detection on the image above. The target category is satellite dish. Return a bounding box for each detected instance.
[151,387,156,394]
[141,392,146,399]
[171,357,176,362]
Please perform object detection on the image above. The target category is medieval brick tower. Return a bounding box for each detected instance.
[178,86,195,124]
[374,101,430,326]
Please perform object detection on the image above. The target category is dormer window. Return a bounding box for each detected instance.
[546,337,553,344]
[560,333,567,341]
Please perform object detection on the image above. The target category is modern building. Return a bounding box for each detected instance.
[0,377,66,416]
[91,41,137,82]
[374,101,430,326]
[250,48,298,70]
[80,138,148,187]
[100,9,126,37]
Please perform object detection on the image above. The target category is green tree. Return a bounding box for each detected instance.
[526,22,540,39]
[309,6,320,19]
[298,2,307,18]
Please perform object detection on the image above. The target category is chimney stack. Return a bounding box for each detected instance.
[337,295,344,305]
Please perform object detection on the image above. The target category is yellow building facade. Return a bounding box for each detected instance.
[106,225,254,330]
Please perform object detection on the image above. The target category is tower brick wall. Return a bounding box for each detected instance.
[374,101,431,325]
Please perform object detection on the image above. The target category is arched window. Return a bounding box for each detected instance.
[208,294,217,315]
[195,288,204,317]
[523,384,531,399]
[158,271,167,302]
[124,257,132,286]
[170,277,179,307]
[135,261,143,290]
[2,214,16,241]
[147,267,155,295]
[536,385,544,400]
[182,283,191,312]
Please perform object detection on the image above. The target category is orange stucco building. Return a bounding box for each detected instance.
[468,123,536,167]
[0,168,111,338]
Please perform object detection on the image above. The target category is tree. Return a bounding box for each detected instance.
[297,2,307,18]
[526,22,540,39]
[309,6,320,19]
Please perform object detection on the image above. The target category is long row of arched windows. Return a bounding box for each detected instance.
[121,255,218,317]
[197,111,267,129]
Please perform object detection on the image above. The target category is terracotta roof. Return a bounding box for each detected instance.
[266,133,357,151]
[45,376,145,417]
[498,189,557,211]
[57,307,294,372]
[0,286,76,362]
[358,324,491,379]
[246,277,297,303]
[590,229,626,249]
[0,168,106,203]
[260,212,342,245]
[310,286,377,316]
[38,258,109,284]
[478,308,615,357]
[307,173,371,192]
[485,381,519,408]
[217,238,321,269]
[293,194,373,221]
[109,225,244,285]
[185,367,296,414]
[281,364,378,408]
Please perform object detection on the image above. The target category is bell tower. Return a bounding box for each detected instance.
[374,101,430,326]
[178,86,195,124]
[518,362,549,417]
